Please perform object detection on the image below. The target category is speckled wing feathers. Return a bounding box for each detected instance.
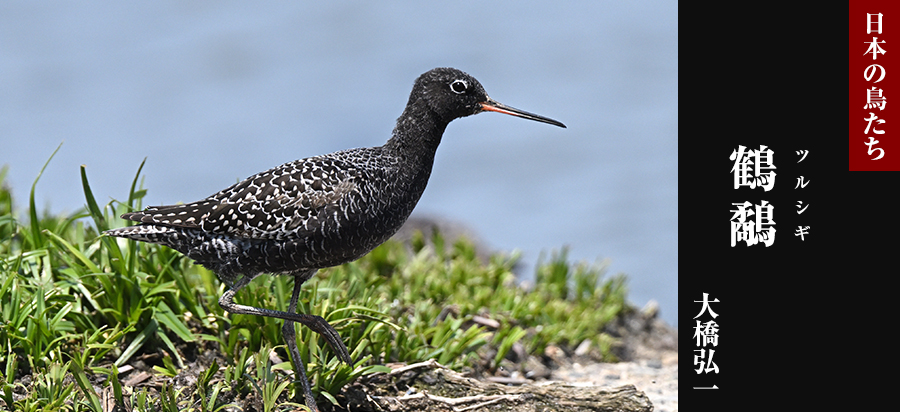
[122,151,374,240]
[105,146,416,281]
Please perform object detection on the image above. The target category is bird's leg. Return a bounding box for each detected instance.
[218,273,353,364]
[283,276,318,410]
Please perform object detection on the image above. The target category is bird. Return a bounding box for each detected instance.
[104,67,565,411]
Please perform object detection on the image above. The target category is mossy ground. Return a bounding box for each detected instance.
[0,159,632,411]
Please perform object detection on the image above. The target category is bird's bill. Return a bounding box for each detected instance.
[479,98,566,128]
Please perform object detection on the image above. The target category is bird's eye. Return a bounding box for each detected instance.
[450,79,468,94]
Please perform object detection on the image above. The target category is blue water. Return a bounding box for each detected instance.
[0,2,678,325]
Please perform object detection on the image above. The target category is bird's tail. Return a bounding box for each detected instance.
[104,224,179,244]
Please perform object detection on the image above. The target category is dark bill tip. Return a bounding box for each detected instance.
[480,99,566,128]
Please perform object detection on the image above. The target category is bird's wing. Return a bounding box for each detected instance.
[121,154,371,240]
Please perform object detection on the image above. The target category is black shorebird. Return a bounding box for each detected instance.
[105,67,565,411]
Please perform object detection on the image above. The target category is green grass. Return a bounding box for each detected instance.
[0,155,628,411]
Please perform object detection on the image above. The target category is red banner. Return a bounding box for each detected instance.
[850,2,900,170]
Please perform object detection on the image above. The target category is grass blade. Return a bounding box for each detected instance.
[80,165,106,233]
[70,357,103,412]
[27,142,64,248]
[127,158,147,210]
[115,320,157,367]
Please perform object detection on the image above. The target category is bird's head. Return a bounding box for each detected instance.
[411,67,566,128]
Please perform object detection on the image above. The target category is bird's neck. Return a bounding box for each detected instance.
[382,104,450,201]
[384,104,449,162]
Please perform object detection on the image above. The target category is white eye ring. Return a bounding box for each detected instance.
[450,79,468,94]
